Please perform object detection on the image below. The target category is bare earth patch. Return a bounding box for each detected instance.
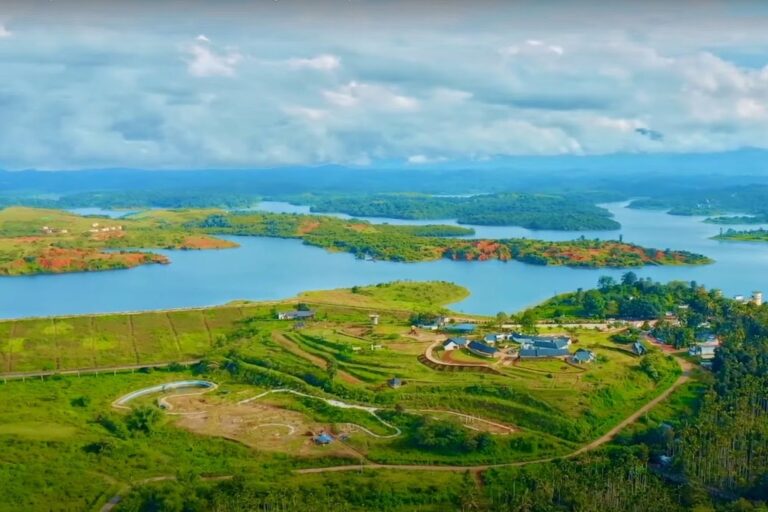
[167,394,362,458]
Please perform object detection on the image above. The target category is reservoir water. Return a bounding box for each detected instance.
[2,203,768,319]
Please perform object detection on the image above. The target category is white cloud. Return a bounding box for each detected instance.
[185,41,242,77]
[407,154,446,164]
[0,24,12,39]
[282,106,329,122]
[2,2,768,169]
[501,39,564,57]
[286,54,340,71]
[323,81,419,111]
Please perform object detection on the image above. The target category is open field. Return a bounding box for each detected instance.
[0,280,696,510]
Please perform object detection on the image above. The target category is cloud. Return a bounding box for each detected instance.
[635,127,664,141]
[282,106,329,122]
[286,54,340,71]
[501,39,564,57]
[0,24,12,39]
[407,154,446,164]
[1,1,768,169]
[185,40,242,77]
[323,81,419,111]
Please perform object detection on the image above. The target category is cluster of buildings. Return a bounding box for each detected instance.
[40,226,69,235]
[88,222,124,234]
[734,291,763,306]
[417,316,478,334]
[441,331,598,365]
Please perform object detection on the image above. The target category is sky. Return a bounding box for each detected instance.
[0,0,767,170]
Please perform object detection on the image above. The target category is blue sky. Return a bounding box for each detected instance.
[0,0,767,170]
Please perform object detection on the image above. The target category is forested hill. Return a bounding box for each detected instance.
[307,193,621,230]
[629,184,768,216]
[525,277,768,505]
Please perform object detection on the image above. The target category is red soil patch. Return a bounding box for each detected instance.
[2,247,168,275]
[297,221,321,235]
[181,236,237,249]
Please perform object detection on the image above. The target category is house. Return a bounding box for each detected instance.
[689,345,717,360]
[633,341,647,356]
[277,310,315,320]
[484,333,510,344]
[519,345,569,359]
[314,433,333,445]
[442,337,468,351]
[388,377,403,389]
[444,323,476,334]
[689,337,720,360]
[417,315,446,330]
[510,334,571,348]
[571,349,596,364]
[467,341,499,358]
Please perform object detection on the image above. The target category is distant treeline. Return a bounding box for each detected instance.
[306,193,621,230]
[629,184,768,216]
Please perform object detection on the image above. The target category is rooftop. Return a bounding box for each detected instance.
[467,340,498,355]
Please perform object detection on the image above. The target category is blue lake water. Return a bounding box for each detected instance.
[2,202,767,319]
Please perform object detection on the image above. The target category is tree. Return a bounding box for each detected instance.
[598,275,616,291]
[622,271,639,286]
[519,309,538,334]
[496,312,509,325]
[583,291,606,318]
[326,360,338,381]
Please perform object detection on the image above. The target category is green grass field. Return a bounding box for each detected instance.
[0,281,691,510]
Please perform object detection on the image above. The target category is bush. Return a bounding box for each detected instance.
[125,406,162,435]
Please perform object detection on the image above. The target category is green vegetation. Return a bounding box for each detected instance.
[713,228,768,242]
[527,272,722,326]
[706,214,768,225]
[3,278,768,510]
[0,206,711,276]
[306,192,621,230]
[629,184,768,216]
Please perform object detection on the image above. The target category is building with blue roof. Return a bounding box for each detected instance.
[510,334,570,349]
[445,323,477,333]
[314,433,333,445]
[571,349,596,364]
[442,337,468,351]
[519,346,570,358]
[467,341,499,357]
